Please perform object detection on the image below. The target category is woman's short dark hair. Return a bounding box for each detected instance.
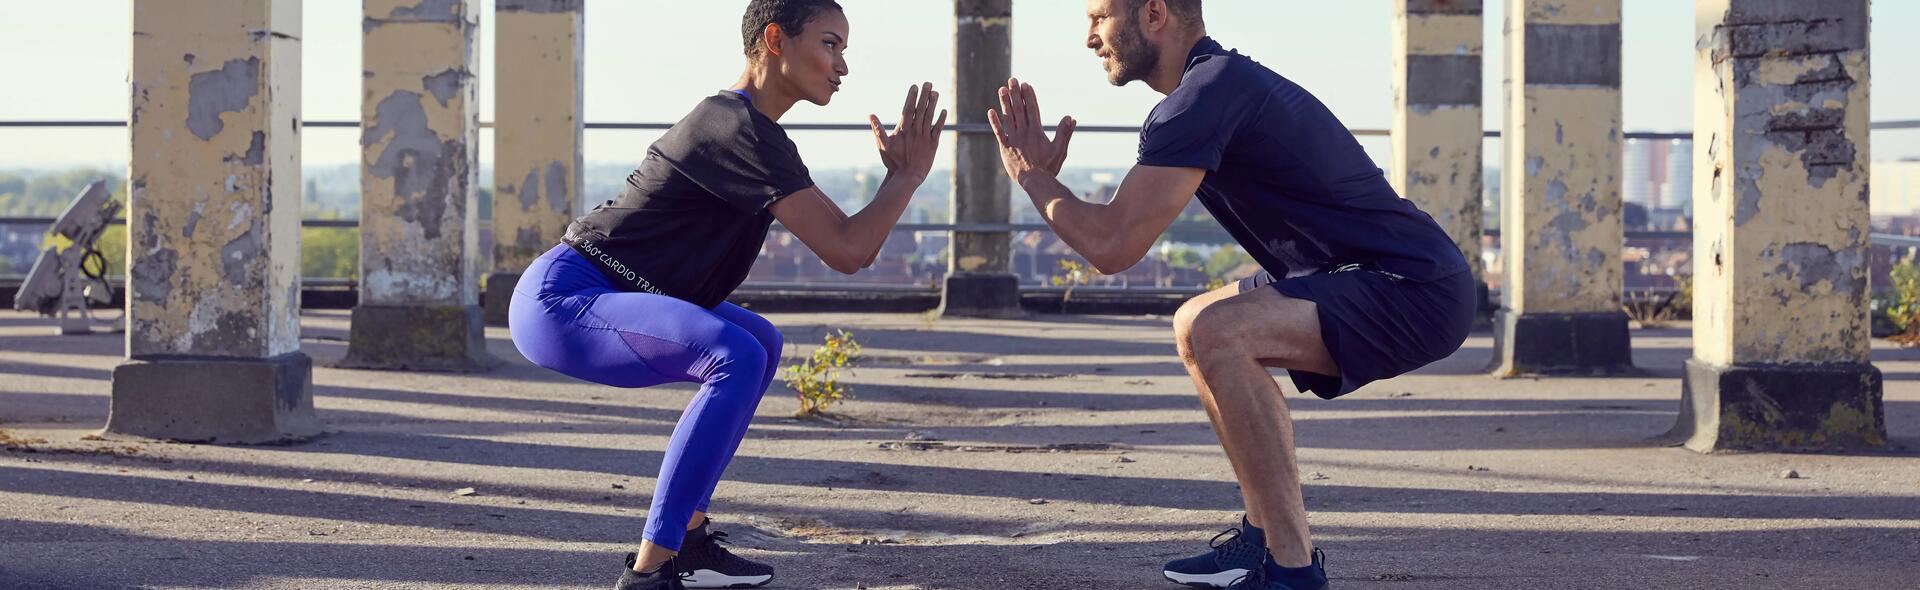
[741,0,845,58]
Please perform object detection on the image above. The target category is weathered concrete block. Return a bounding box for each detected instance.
[117,0,312,445]
[1395,1,1485,318]
[1496,0,1629,377]
[340,304,499,372]
[1672,359,1884,452]
[359,0,481,309]
[939,273,1022,319]
[944,0,1017,320]
[1491,310,1632,376]
[491,0,581,279]
[1681,0,1878,452]
[107,353,319,444]
[355,0,489,369]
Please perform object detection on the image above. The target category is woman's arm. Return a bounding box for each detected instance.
[771,83,946,274]
[770,172,919,274]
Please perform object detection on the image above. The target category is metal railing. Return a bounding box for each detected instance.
[6,117,1919,296]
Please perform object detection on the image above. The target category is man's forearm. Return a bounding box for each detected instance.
[1018,173,1117,270]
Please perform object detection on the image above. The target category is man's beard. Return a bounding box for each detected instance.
[1104,20,1160,86]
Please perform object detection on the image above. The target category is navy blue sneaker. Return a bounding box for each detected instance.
[1162,517,1268,587]
[1226,549,1330,590]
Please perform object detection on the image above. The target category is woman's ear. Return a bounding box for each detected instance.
[762,23,786,58]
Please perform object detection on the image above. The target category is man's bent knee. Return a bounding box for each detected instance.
[1174,289,1238,361]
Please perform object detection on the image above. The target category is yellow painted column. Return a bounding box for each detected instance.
[1492,0,1632,375]
[1393,0,1486,315]
[112,0,317,443]
[939,0,1020,318]
[344,0,497,371]
[483,0,582,326]
[1673,0,1881,452]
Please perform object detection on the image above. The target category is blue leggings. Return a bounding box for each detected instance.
[508,244,781,552]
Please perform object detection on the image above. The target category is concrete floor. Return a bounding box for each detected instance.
[1,309,1917,589]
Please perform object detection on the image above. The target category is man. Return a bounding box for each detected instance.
[988,1,1476,588]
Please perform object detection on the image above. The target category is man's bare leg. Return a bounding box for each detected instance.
[1174,285,1337,569]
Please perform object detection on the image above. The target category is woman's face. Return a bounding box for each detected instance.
[773,9,850,106]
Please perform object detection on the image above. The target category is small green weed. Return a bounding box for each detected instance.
[1888,258,1920,347]
[784,330,862,417]
[1050,259,1097,308]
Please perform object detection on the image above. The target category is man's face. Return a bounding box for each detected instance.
[1086,0,1158,86]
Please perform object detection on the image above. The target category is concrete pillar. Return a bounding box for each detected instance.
[1492,0,1632,376]
[483,0,583,327]
[1392,0,1487,315]
[939,0,1020,318]
[1672,0,1881,452]
[112,0,317,443]
[346,0,498,371]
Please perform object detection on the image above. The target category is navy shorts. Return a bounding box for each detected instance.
[1239,266,1476,399]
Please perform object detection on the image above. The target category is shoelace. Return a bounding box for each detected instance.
[1209,527,1244,556]
[681,530,732,557]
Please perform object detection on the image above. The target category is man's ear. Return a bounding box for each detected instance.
[763,23,787,57]
[1142,0,1169,34]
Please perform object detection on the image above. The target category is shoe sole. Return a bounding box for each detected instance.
[682,570,773,589]
[1162,568,1247,588]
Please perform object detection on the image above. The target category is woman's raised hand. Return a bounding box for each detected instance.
[870,82,948,182]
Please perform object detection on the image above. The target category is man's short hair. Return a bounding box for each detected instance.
[741,0,844,58]
[1128,0,1204,31]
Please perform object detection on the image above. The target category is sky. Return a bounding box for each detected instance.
[1,0,1916,171]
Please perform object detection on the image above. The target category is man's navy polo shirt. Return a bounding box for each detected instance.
[1137,37,1470,282]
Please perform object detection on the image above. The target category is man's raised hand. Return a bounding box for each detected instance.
[987,77,1077,185]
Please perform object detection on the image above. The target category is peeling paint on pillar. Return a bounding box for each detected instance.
[128,0,303,359]
[1393,0,1484,285]
[360,0,479,306]
[491,0,582,273]
[185,57,261,141]
[1694,0,1872,366]
[1501,0,1623,315]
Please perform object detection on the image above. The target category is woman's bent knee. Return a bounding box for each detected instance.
[702,327,770,383]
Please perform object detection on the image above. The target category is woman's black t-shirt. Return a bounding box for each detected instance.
[564,91,813,309]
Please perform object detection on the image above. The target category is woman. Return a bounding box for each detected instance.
[506,1,946,588]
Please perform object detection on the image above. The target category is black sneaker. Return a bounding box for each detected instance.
[1225,549,1330,590]
[1163,517,1267,588]
[615,553,686,590]
[676,518,774,589]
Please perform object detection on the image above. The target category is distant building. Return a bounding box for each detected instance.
[1624,140,1654,207]
[1665,140,1693,213]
